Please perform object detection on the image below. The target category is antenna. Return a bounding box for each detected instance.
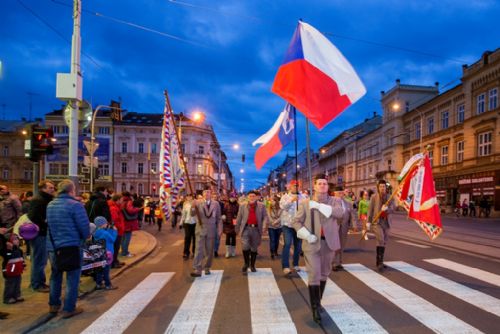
[26,91,39,121]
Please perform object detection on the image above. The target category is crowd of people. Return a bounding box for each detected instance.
[455,197,492,218]
[0,181,145,320]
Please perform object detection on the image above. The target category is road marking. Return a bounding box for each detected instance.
[165,270,223,334]
[387,261,500,317]
[147,251,169,265]
[343,263,482,334]
[171,239,183,247]
[82,272,174,334]
[396,240,430,248]
[424,258,500,287]
[297,268,387,334]
[248,268,297,333]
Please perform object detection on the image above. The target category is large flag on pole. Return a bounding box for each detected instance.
[272,21,366,130]
[159,103,185,221]
[397,153,442,240]
[252,103,295,170]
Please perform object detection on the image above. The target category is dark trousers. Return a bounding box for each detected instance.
[225,232,236,246]
[113,235,122,265]
[183,223,196,256]
[3,276,21,302]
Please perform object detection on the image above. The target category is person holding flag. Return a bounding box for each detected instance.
[367,180,395,272]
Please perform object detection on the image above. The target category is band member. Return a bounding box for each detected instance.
[190,189,222,277]
[235,190,268,274]
[332,186,356,271]
[293,175,344,324]
[367,180,394,272]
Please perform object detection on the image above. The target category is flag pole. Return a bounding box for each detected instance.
[293,105,299,210]
[305,118,313,197]
[163,90,203,226]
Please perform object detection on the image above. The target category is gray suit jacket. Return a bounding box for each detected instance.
[292,197,344,253]
[235,201,268,237]
[367,193,394,228]
[194,200,222,237]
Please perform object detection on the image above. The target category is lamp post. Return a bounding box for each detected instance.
[89,104,121,192]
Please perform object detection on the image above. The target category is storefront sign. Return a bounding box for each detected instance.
[458,176,494,185]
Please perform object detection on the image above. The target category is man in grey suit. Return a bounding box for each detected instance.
[190,189,222,277]
[332,186,356,271]
[293,175,344,324]
[235,190,267,274]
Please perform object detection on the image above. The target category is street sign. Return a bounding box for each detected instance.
[84,155,98,168]
[83,138,99,155]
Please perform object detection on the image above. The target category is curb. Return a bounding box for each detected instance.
[20,231,158,334]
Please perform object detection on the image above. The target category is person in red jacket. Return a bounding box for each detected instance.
[108,194,125,268]
[120,192,142,257]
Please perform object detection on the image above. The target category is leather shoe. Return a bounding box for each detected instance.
[61,307,84,319]
[190,271,202,277]
[205,269,211,275]
[49,305,61,314]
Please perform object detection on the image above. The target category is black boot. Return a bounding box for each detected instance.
[380,246,387,269]
[308,285,322,324]
[242,250,250,274]
[319,280,326,300]
[250,251,257,272]
[376,246,384,272]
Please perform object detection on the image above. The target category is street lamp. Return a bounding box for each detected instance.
[89,104,121,192]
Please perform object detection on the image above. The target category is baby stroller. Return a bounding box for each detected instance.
[81,238,107,277]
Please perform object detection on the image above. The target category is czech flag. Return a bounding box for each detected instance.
[252,104,295,170]
[272,21,366,130]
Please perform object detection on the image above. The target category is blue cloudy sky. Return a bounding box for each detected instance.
[1,0,499,190]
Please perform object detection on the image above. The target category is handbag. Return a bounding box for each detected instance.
[122,208,138,221]
[48,228,81,272]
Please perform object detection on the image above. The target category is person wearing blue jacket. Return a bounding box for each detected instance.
[46,179,90,319]
[93,216,118,290]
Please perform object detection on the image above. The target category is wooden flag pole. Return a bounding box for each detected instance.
[163,90,203,226]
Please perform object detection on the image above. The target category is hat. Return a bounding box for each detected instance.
[94,216,108,228]
[89,223,97,235]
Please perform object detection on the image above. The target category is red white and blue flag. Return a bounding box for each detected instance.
[272,21,366,130]
[252,103,295,170]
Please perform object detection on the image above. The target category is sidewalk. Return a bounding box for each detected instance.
[0,230,157,334]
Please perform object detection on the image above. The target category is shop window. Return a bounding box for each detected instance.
[477,131,492,157]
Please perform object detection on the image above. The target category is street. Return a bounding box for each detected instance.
[28,215,500,334]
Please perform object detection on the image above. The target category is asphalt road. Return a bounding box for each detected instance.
[30,217,500,334]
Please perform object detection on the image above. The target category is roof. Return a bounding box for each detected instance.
[0,120,36,133]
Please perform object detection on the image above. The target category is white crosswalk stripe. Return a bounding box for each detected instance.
[343,263,483,333]
[297,268,387,334]
[387,261,500,317]
[424,258,500,287]
[248,268,297,334]
[165,270,223,334]
[81,272,174,334]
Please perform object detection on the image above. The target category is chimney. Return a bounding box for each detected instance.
[396,78,401,85]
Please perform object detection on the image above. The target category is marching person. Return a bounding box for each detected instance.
[367,180,395,272]
[292,174,344,324]
[267,195,282,260]
[190,189,222,277]
[358,191,370,240]
[222,194,239,258]
[280,180,305,275]
[180,194,197,260]
[235,190,268,274]
[332,186,356,271]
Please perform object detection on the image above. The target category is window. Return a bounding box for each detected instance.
[428,150,434,166]
[3,145,8,157]
[121,183,126,192]
[61,164,68,175]
[197,163,203,175]
[138,143,144,154]
[427,117,434,135]
[489,88,498,110]
[23,168,32,181]
[478,131,492,157]
[181,144,185,154]
[441,146,448,165]
[457,104,465,124]
[98,127,110,135]
[151,162,157,173]
[121,142,128,153]
[477,93,485,114]
[49,163,59,175]
[98,164,109,176]
[138,183,143,195]
[151,143,157,154]
[121,162,128,173]
[456,141,464,162]
[138,163,144,174]
[405,101,410,112]
[2,168,9,180]
[415,122,421,140]
[441,111,449,130]
[197,145,205,154]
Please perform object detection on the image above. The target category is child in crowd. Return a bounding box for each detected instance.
[1,233,25,304]
[93,216,118,290]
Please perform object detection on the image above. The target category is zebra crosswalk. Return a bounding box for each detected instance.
[78,258,500,334]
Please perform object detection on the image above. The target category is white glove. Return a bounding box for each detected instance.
[366,222,371,231]
[381,204,388,212]
[297,226,318,244]
[221,215,226,221]
[309,200,332,218]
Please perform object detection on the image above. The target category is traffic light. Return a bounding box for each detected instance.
[24,124,55,162]
[152,184,157,193]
